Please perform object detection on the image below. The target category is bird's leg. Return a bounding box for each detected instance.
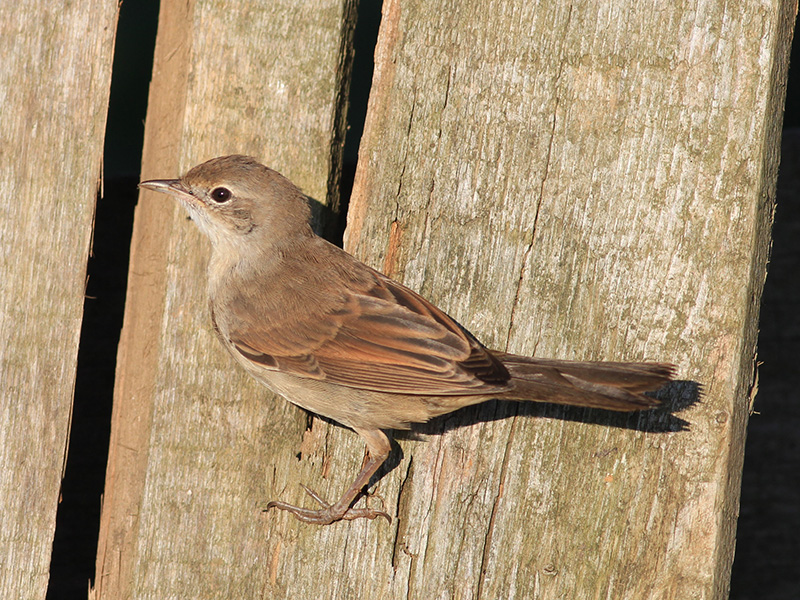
[266,428,391,525]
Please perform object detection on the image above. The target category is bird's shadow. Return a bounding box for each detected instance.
[373,379,701,487]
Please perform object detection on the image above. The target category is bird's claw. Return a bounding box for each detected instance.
[265,485,391,525]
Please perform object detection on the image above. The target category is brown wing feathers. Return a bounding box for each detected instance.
[228,270,511,395]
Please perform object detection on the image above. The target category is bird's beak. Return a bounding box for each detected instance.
[139,178,194,202]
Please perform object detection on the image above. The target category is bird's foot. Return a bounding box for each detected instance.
[265,485,391,525]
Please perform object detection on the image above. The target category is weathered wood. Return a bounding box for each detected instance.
[92,1,357,598]
[336,1,795,599]
[97,0,795,598]
[0,1,118,598]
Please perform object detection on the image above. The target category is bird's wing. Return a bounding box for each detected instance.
[223,268,510,396]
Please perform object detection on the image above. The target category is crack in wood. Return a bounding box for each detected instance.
[503,4,572,354]
[390,456,413,571]
[475,416,520,598]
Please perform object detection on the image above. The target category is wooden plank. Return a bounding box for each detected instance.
[92,1,357,598]
[336,0,790,599]
[0,1,118,598]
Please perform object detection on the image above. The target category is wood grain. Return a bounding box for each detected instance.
[340,0,795,598]
[0,1,118,598]
[95,0,795,598]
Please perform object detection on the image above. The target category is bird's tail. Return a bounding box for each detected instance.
[494,352,675,412]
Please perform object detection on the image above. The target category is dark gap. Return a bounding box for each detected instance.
[46,0,159,597]
[338,0,383,239]
[729,15,800,599]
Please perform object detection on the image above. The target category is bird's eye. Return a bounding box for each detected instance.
[210,187,232,203]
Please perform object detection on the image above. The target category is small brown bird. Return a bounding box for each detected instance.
[140,155,674,525]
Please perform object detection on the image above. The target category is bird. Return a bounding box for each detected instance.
[139,154,674,525]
